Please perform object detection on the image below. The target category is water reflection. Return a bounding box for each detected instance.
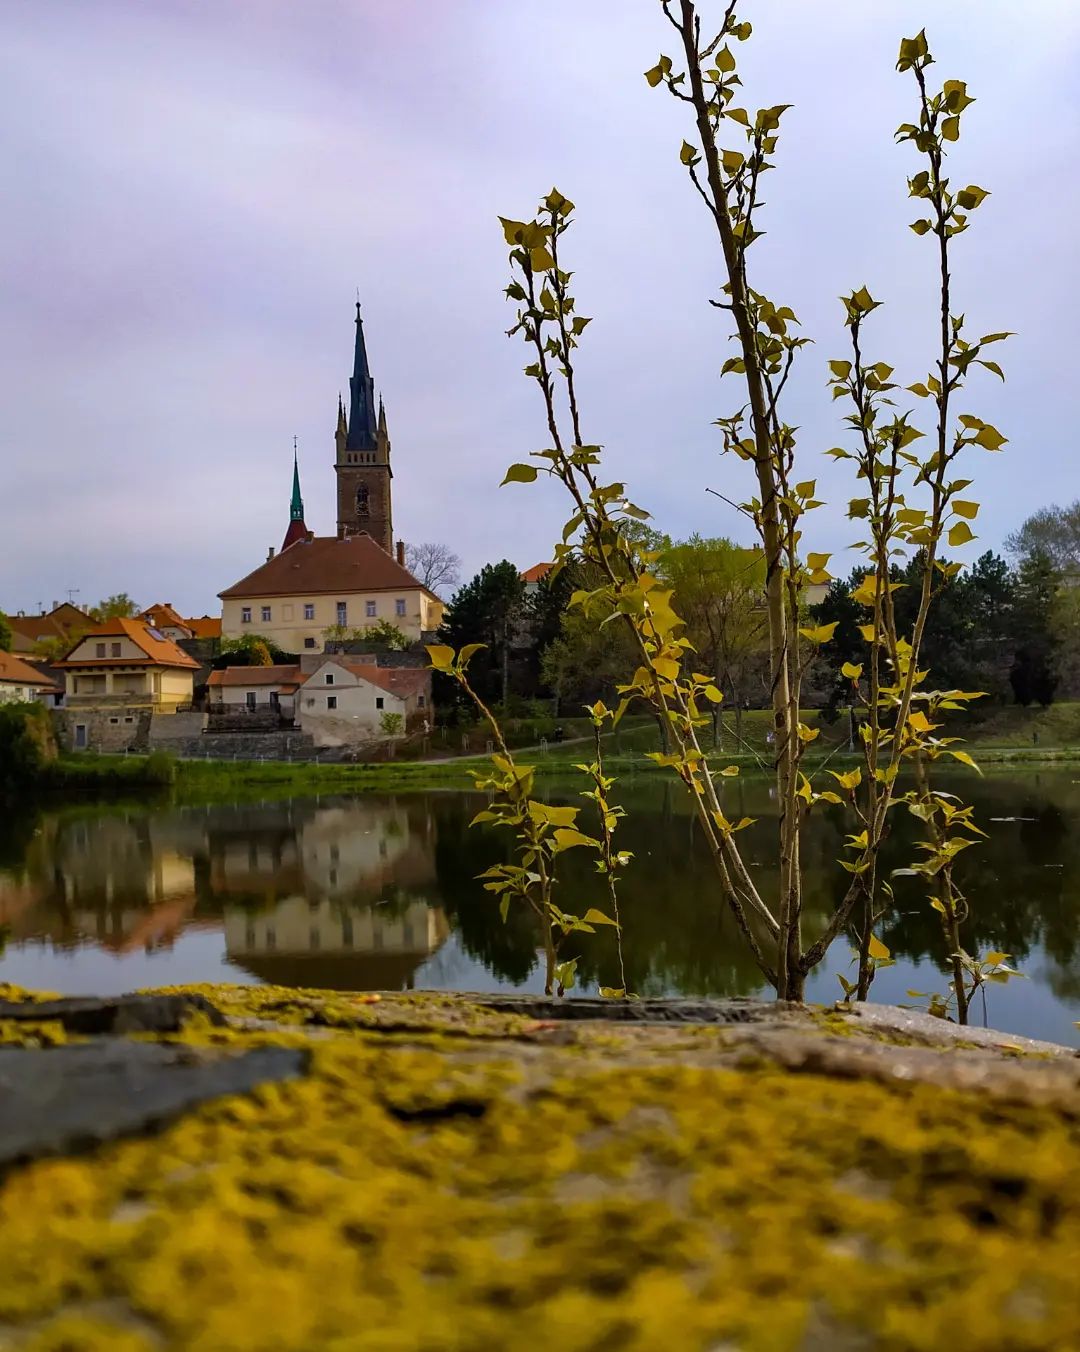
[1,772,1080,1042]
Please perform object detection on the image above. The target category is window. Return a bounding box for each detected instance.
[325,673,334,685]
[109,717,119,725]
[241,607,252,624]
[375,696,384,710]
[269,692,279,709]
[304,603,315,621]
[395,598,406,618]
[261,606,271,623]
[95,643,106,658]
[111,642,122,658]
[418,694,426,707]
[246,692,257,709]
[304,637,316,649]
[365,600,377,619]
[336,602,347,625]
[327,695,337,710]
[124,716,134,724]
[356,484,370,517]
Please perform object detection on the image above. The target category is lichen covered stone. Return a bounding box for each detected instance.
[1,985,1078,1350]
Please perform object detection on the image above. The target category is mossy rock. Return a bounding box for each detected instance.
[1,986,1079,1350]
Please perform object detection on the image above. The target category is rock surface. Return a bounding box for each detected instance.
[1,985,1079,1351]
[0,1041,307,1168]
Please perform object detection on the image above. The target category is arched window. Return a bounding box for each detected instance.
[356,483,370,516]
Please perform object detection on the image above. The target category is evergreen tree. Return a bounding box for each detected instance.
[1010,551,1059,707]
[439,561,527,711]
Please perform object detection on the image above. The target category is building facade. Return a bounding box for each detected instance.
[219,533,443,651]
[0,651,61,704]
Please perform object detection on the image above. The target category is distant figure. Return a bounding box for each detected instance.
[554,725,565,743]
[422,717,430,735]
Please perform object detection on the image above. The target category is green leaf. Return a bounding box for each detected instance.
[583,908,619,928]
[973,424,1007,451]
[679,140,698,165]
[941,115,960,142]
[425,644,456,671]
[850,285,880,314]
[502,463,539,485]
[868,934,891,961]
[828,359,851,380]
[948,520,975,546]
[644,63,665,88]
[910,219,932,235]
[841,662,863,680]
[715,44,736,72]
[458,642,486,667]
[956,185,989,210]
[552,828,599,852]
[799,622,838,645]
[952,500,979,520]
[599,987,627,999]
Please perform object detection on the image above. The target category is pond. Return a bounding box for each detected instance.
[2,770,1080,1045]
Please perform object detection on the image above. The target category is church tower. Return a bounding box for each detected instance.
[335,303,393,553]
[281,442,308,552]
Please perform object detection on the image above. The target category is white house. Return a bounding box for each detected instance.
[297,658,431,747]
[206,665,303,717]
[0,650,62,705]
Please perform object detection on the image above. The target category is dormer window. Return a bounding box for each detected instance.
[325,673,335,685]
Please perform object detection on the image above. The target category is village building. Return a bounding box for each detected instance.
[139,604,222,643]
[54,618,200,750]
[6,602,90,656]
[0,650,62,705]
[207,654,431,745]
[218,304,442,652]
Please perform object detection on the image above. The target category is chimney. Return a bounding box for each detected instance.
[396,540,405,567]
[267,546,276,561]
[51,600,58,612]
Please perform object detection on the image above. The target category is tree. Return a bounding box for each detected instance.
[90,593,139,621]
[1010,551,1059,707]
[0,613,11,653]
[1006,501,1080,574]
[439,562,527,709]
[323,620,411,651]
[658,536,768,743]
[219,634,274,667]
[405,542,462,597]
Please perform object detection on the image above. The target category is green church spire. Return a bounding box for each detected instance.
[290,437,304,521]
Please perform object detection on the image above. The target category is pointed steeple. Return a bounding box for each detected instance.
[282,438,309,552]
[377,395,387,439]
[290,442,304,521]
[346,301,377,452]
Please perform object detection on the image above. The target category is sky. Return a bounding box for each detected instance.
[2,0,1078,618]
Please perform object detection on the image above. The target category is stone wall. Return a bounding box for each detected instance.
[54,708,152,753]
[148,711,207,744]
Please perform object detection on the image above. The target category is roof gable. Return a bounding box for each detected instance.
[219,534,437,602]
[56,618,200,670]
[0,650,60,689]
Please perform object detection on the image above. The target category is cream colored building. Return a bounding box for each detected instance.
[57,618,199,711]
[298,658,430,745]
[219,533,443,652]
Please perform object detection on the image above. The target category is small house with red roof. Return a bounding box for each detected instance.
[0,650,62,705]
[56,618,200,712]
[297,657,431,746]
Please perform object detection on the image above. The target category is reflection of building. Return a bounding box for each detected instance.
[224,897,449,990]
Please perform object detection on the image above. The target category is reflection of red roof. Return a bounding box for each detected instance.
[521,562,552,583]
[55,618,200,670]
[0,650,60,690]
[208,665,302,691]
[185,616,222,639]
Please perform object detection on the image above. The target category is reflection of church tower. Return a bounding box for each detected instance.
[335,303,393,553]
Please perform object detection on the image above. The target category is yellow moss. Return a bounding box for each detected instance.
[1,990,1079,1350]
[0,1019,72,1048]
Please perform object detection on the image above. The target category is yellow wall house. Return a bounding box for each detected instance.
[56,618,199,711]
[218,534,444,653]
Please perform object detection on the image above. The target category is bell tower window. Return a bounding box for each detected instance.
[356,483,370,517]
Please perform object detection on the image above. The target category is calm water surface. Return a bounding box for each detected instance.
[3,771,1080,1044]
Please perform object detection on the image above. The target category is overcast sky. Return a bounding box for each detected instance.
[3,1,1078,617]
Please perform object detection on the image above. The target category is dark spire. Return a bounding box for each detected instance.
[377,395,387,439]
[290,437,304,521]
[346,301,377,452]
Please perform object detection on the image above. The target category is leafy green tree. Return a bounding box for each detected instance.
[1010,551,1059,707]
[1006,501,1080,574]
[439,562,527,710]
[90,593,139,621]
[0,612,11,653]
[658,536,768,742]
[219,634,274,667]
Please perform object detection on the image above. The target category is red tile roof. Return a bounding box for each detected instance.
[318,663,430,699]
[139,603,190,632]
[185,616,222,639]
[54,618,200,670]
[521,562,552,583]
[219,533,437,601]
[7,604,90,650]
[208,665,302,691]
[0,650,61,690]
